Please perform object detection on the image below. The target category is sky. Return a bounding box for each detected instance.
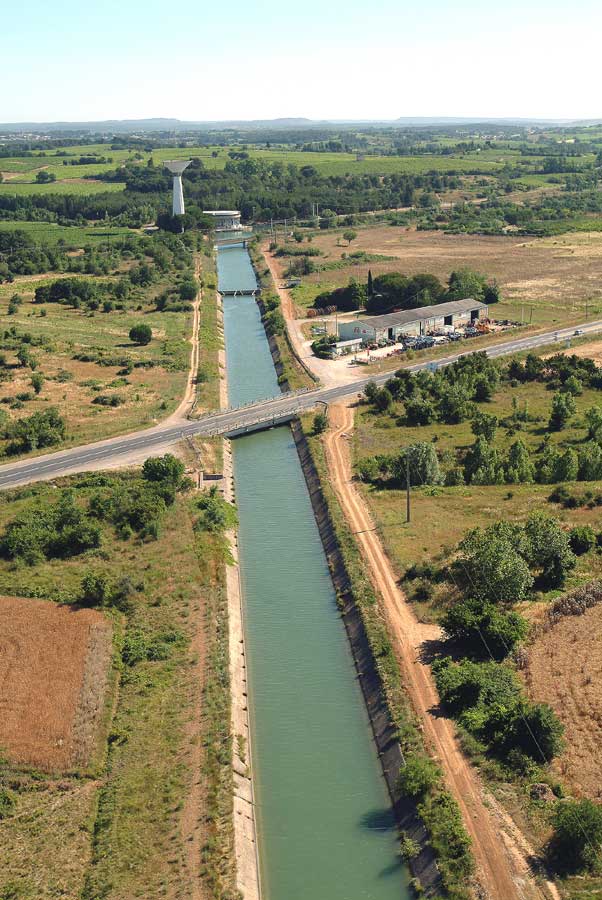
[3,0,602,123]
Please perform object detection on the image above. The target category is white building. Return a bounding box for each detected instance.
[203,210,242,230]
[338,299,488,344]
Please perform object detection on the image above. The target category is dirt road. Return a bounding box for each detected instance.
[323,401,559,900]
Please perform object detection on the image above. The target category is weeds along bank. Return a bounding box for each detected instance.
[247,238,316,391]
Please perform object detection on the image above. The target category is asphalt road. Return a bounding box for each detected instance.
[1,319,600,489]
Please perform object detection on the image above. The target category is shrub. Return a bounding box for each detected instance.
[129,323,152,345]
[6,407,65,452]
[551,798,602,872]
[398,753,441,799]
[442,598,528,659]
[568,525,597,555]
[313,411,328,435]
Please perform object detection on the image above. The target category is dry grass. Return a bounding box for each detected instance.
[523,604,602,801]
[0,595,112,772]
[293,226,602,326]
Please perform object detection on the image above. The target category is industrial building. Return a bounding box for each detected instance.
[203,210,242,230]
[337,298,488,344]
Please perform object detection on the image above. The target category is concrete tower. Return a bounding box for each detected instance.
[164,160,192,216]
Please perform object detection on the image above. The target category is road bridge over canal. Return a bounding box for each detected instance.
[1,318,601,490]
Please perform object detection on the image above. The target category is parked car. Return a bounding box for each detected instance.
[574,328,584,336]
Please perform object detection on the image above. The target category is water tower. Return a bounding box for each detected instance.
[164,160,191,216]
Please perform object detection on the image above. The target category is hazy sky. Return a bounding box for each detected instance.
[3,0,601,122]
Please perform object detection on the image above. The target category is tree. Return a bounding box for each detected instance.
[447,267,487,302]
[8,408,65,452]
[313,411,328,434]
[442,598,528,659]
[30,372,44,395]
[523,512,576,588]
[505,439,535,484]
[142,454,185,488]
[551,799,602,872]
[584,405,602,440]
[463,436,504,485]
[367,269,374,297]
[549,391,576,429]
[578,441,602,481]
[374,387,393,412]
[35,170,56,183]
[471,411,498,443]
[405,395,437,426]
[391,442,441,487]
[342,229,357,245]
[512,701,564,762]
[129,323,152,345]
[457,528,533,602]
[568,525,596,555]
[439,384,473,424]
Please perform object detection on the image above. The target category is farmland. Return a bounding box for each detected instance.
[0,595,113,772]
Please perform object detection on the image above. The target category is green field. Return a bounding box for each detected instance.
[0,220,132,245]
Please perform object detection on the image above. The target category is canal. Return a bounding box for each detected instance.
[219,244,409,900]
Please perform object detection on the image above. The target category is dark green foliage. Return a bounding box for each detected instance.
[313,411,328,434]
[568,525,597,555]
[471,411,498,442]
[433,657,564,764]
[6,406,65,453]
[549,391,576,429]
[1,489,101,564]
[142,453,185,489]
[398,753,440,799]
[196,486,237,534]
[457,525,533,602]
[551,799,602,873]
[442,598,528,659]
[129,323,152,345]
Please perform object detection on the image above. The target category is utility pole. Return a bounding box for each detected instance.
[406,452,411,524]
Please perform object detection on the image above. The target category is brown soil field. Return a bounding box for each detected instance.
[0,595,112,771]
[524,603,602,800]
[298,227,602,322]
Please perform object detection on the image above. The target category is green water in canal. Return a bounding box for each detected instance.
[220,245,409,900]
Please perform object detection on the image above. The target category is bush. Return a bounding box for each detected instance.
[313,411,328,434]
[398,753,441,799]
[129,323,152,345]
[442,598,528,659]
[551,798,602,872]
[568,525,597,555]
[6,407,65,452]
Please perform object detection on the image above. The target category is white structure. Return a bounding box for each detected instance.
[165,160,192,216]
[338,299,488,344]
[203,210,242,230]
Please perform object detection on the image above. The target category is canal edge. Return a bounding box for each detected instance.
[289,417,442,896]
[219,289,262,900]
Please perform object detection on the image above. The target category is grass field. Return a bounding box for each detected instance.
[287,226,602,327]
[0,471,233,900]
[353,366,602,616]
[0,274,192,452]
[0,220,132,245]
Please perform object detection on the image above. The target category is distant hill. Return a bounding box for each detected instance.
[1,115,602,135]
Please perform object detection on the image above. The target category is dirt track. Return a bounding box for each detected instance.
[323,402,559,900]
